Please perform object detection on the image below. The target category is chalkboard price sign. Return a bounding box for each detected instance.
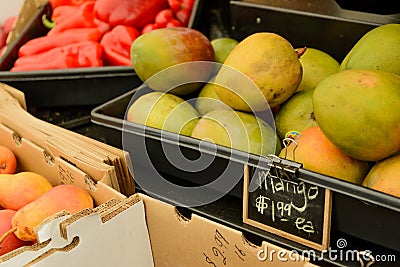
[243,157,332,251]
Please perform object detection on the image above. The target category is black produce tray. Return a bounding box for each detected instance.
[229,0,400,62]
[91,88,400,254]
[0,66,143,107]
[0,0,205,108]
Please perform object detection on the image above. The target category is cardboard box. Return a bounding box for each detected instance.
[0,195,155,267]
[1,192,318,266]
[0,122,124,206]
[0,87,154,266]
[140,193,318,267]
[0,83,135,196]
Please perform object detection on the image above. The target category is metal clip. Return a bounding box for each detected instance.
[282,137,298,162]
[266,154,301,183]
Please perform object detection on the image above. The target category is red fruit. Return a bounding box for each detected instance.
[0,146,17,174]
[175,8,191,27]
[155,9,175,28]
[0,209,31,256]
[168,0,181,13]
[166,19,182,28]
[141,23,159,35]
[181,0,194,10]
[0,16,17,50]
[2,16,17,36]
[0,26,6,50]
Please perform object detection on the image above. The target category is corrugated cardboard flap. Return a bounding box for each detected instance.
[138,193,315,266]
[1,195,153,267]
[0,83,134,196]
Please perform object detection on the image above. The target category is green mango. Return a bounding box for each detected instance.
[195,76,230,116]
[210,37,239,64]
[191,109,281,156]
[313,69,400,161]
[275,89,318,140]
[340,24,400,75]
[296,47,339,92]
[130,27,215,95]
[126,92,199,136]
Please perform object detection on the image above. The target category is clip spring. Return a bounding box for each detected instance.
[282,136,298,162]
[266,154,301,182]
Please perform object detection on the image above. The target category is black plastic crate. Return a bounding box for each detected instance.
[229,0,400,62]
[0,0,204,108]
[91,87,400,253]
[90,0,400,257]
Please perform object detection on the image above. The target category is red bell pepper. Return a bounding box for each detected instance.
[48,1,110,36]
[100,25,140,66]
[154,9,175,28]
[166,19,182,28]
[141,23,159,35]
[167,0,181,13]
[2,16,17,37]
[0,16,17,49]
[154,9,182,28]
[167,0,195,27]
[0,25,7,51]
[11,41,103,72]
[175,8,192,27]
[167,0,195,12]
[51,5,79,25]
[48,0,71,9]
[18,28,102,57]
[48,0,93,9]
[94,0,169,29]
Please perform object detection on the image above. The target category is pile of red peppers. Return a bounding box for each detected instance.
[0,16,17,54]
[10,0,195,71]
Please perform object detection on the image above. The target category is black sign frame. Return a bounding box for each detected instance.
[243,160,332,251]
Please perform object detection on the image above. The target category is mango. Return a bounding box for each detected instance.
[279,126,369,184]
[126,91,200,136]
[340,24,400,75]
[362,155,400,198]
[130,27,215,95]
[210,37,239,64]
[191,109,281,156]
[6,184,93,242]
[212,32,302,111]
[275,89,318,140]
[0,145,17,174]
[296,47,339,92]
[0,209,31,256]
[313,69,400,161]
[195,78,230,116]
[0,172,53,210]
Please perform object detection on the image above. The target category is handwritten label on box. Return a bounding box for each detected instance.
[202,229,246,266]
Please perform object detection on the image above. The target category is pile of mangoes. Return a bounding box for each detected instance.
[126,24,400,198]
[0,145,94,256]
